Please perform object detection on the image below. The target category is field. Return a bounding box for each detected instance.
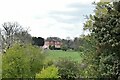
[45,50,82,62]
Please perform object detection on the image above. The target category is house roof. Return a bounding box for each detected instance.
[45,37,61,42]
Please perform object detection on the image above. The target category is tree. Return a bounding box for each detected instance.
[84,2,120,79]
[61,39,68,51]
[73,37,80,51]
[32,37,44,46]
[61,44,68,51]
[49,45,55,50]
[1,22,32,52]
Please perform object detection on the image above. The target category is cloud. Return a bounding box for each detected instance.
[0,0,96,39]
[49,2,95,24]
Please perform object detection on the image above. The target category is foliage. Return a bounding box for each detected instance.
[55,58,80,79]
[32,37,44,46]
[73,37,81,51]
[36,65,59,78]
[61,44,68,51]
[61,39,74,50]
[98,53,120,78]
[69,36,94,52]
[84,1,120,79]
[2,44,45,78]
[76,35,101,78]
[79,52,100,78]
[43,58,54,68]
[49,45,55,50]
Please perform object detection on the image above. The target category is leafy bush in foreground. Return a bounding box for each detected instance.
[2,44,45,78]
[55,58,80,79]
[36,65,59,78]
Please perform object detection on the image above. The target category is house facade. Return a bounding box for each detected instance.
[43,38,62,49]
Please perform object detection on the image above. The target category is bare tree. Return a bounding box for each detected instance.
[1,22,32,51]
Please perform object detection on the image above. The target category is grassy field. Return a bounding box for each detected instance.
[45,50,82,62]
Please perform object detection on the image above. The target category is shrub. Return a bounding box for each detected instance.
[79,52,100,78]
[36,65,59,78]
[55,58,80,79]
[49,45,55,50]
[43,59,54,68]
[61,45,68,51]
[2,44,45,78]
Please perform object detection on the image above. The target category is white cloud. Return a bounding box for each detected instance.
[0,0,96,39]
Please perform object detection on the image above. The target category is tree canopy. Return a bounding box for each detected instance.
[32,37,44,46]
[84,1,120,79]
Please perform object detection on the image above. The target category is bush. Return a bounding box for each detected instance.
[61,45,68,51]
[79,52,100,78]
[2,44,45,78]
[74,35,101,78]
[49,45,55,50]
[43,59,54,68]
[36,65,59,78]
[55,58,80,79]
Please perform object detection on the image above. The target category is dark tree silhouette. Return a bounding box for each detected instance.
[32,37,44,46]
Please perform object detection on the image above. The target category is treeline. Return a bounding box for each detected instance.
[61,36,86,51]
[41,36,87,51]
[32,36,87,51]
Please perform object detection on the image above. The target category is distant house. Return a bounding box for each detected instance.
[43,37,62,49]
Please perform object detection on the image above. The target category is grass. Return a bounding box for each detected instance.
[44,50,82,62]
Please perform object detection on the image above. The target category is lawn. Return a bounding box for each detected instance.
[44,50,82,62]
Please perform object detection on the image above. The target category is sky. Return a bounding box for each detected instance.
[0,0,100,39]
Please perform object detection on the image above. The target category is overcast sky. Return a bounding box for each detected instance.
[0,0,99,39]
